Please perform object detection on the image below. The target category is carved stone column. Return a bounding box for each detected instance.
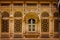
[49,3,54,38]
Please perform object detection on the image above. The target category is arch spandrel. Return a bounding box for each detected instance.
[24,12,39,23]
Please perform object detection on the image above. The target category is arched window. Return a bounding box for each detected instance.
[28,19,35,24]
[41,12,49,17]
[2,11,9,17]
[28,19,36,32]
[1,11,9,33]
[14,12,22,17]
[14,11,22,33]
[54,12,59,38]
[54,12,58,32]
[41,12,49,32]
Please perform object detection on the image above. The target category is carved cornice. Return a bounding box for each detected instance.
[0,0,57,2]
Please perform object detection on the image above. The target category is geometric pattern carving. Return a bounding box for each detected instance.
[41,19,49,32]
[1,19,9,32]
[14,19,22,32]
[54,19,59,32]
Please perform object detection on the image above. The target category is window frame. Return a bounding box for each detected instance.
[27,19,36,32]
[1,11,9,33]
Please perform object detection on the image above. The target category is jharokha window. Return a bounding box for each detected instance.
[14,11,22,33]
[41,19,49,32]
[1,11,9,33]
[28,19,36,32]
[41,12,49,32]
[14,19,22,32]
[54,12,59,32]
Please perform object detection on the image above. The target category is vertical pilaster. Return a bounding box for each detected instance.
[49,3,54,38]
[10,3,14,38]
[22,1,26,34]
[38,1,41,37]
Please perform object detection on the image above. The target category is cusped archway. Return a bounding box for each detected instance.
[24,12,39,23]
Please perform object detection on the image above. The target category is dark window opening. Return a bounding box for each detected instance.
[41,3,49,6]
[27,3,37,6]
[13,3,23,6]
[53,3,58,8]
[1,3,10,6]
[54,19,59,32]
[1,19,9,32]
[59,5,60,15]
[28,19,35,24]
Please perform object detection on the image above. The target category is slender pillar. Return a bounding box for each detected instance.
[10,3,14,38]
[49,3,54,38]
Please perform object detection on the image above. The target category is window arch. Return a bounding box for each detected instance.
[14,11,22,38]
[54,12,59,32]
[1,11,9,17]
[1,11,9,33]
[54,12,58,17]
[14,11,22,33]
[41,12,49,32]
[54,12,59,38]
[14,11,22,17]
[41,12,49,17]
[28,19,35,24]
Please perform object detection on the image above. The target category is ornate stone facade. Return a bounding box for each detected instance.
[0,0,59,40]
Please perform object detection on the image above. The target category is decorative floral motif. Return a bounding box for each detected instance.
[41,19,49,32]
[1,19,9,32]
[14,19,22,32]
